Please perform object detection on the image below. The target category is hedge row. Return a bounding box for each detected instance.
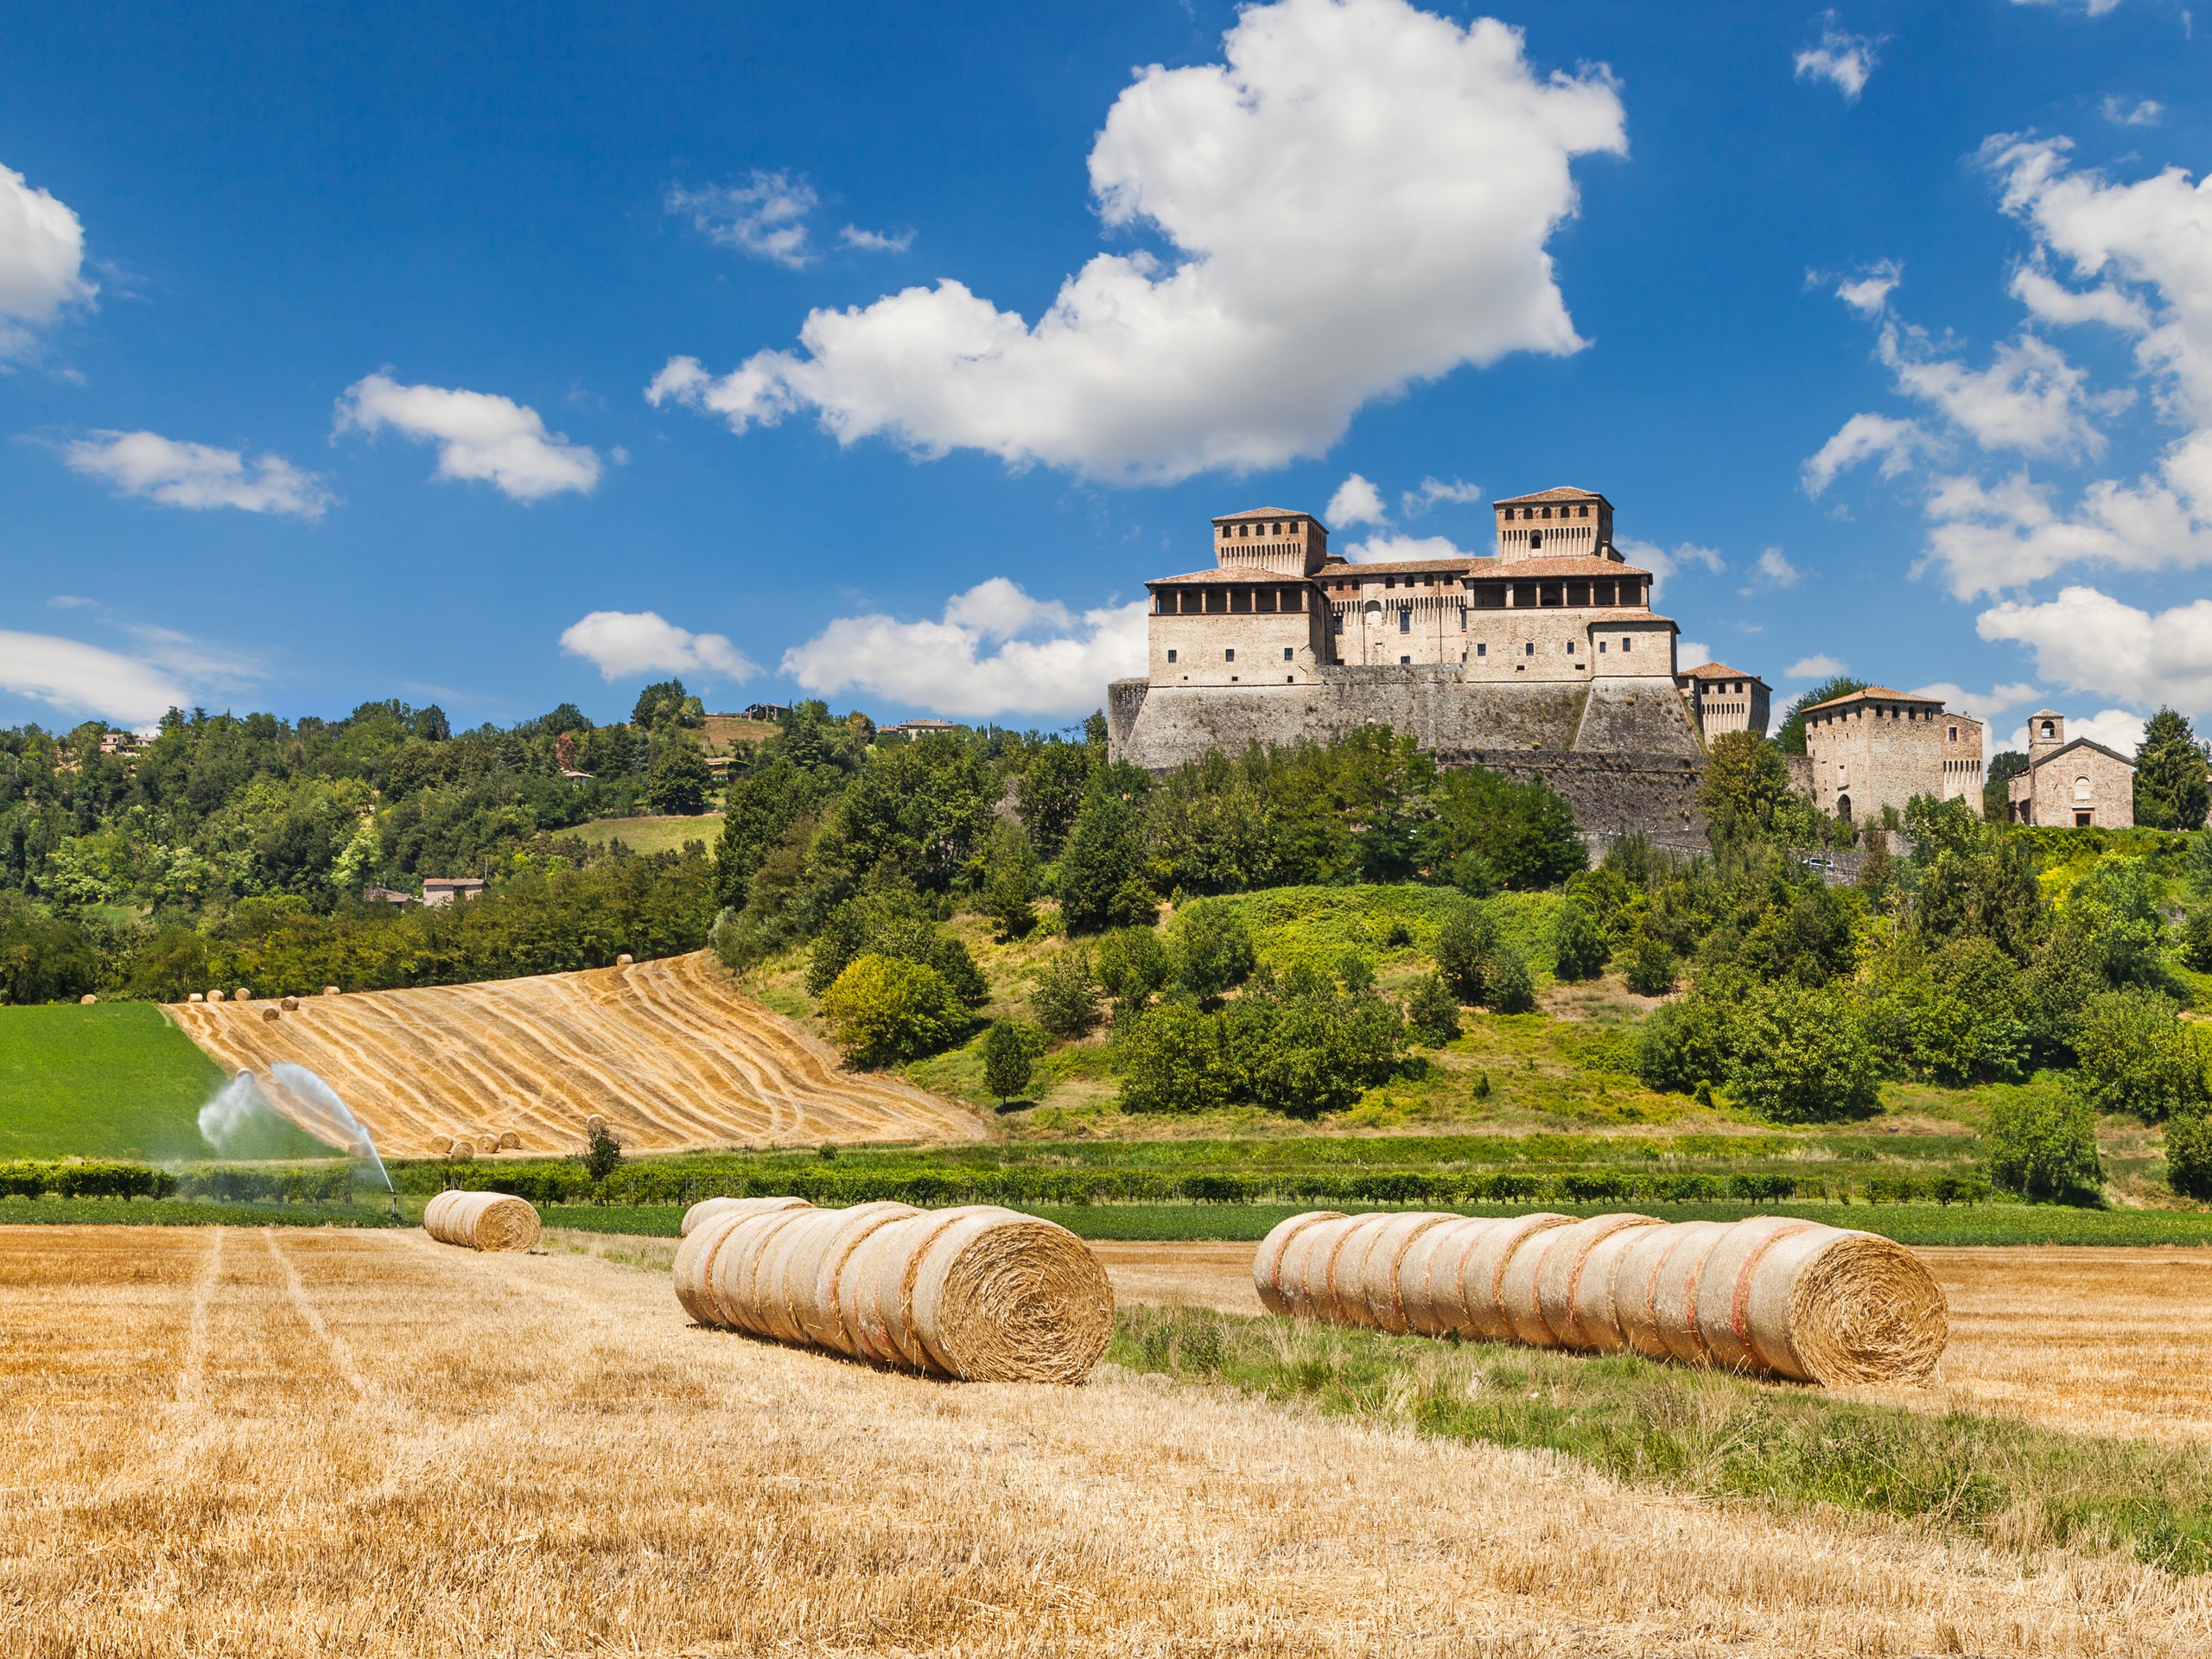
[423,1162,1996,1210]
[0,1160,359,1203]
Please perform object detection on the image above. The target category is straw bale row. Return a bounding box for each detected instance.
[1253,1210,1947,1386]
[423,1190,542,1252]
[673,1198,1113,1383]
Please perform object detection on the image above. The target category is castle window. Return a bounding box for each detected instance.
[1400,655,1411,664]
[1578,504,1589,517]
[1523,642,1534,657]
[1948,726,1958,741]
[1399,608,1410,632]
[1283,647,1294,661]
[1541,505,1553,518]
[1567,641,1575,654]
[1477,643,1486,657]
[1621,638,1632,652]
[1567,582,1589,606]
[1599,641,1606,652]
[1166,649,1177,663]
[1224,648,1235,662]
[1459,607,1466,630]
[1529,529,1543,550]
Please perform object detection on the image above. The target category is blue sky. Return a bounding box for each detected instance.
[3,0,2209,754]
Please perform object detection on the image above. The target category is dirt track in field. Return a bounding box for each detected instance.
[5,1223,2209,1659]
[166,950,987,1158]
[1089,1238,2212,1446]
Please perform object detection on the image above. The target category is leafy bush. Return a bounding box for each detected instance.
[2180,906,2212,974]
[1426,766,1586,890]
[1032,945,1100,1039]
[979,820,1039,939]
[1718,982,1881,1123]
[1166,899,1256,1001]
[1058,772,1155,932]
[1550,898,1609,982]
[2069,988,2209,1122]
[2165,1108,2212,1201]
[1403,973,1461,1046]
[982,1019,1045,1102]
[1433,901,1497,1002]
[807,887,988,1007]
[1621,931,1676,996]
[1116,1001,1230,1114]
[584,1121,623,1184]
[821,953,969,1068]
[1484,947,1535,1014]
[1987,1090,2105,1205]
[1635,996,1728,1094]
[1094,926,1170,1006]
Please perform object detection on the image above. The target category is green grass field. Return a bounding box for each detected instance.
[0,1195,402,1227]
[571,813,724,856]
[0,1002,327,1160]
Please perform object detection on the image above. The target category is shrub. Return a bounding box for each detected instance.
[821,953,969,1068]
[2164,1108,2212,1201]
[2181,906,2212,974]
[1116,1001,1230,1114]
[1058,777,1154,932]
[1987,1090,2106,1205]
[2069,988,2209,1122]
[1621,931,1676,996]
[982,1019,1044,1102]
[584,1121,623,1185]
[1403,972,1461,1046]
[1225,982,1406,1116]
[1166,899,1256,1001]
[1550,898,1609,982]
[1337,951,1376,993]
[1032,945,1100,1038]
[1723,983,1881,1123]
[1484,947,1535,1014]
[1636,995,1726,1094]
[1433,902,1497,1002]
[979,821,1039,939]
[1094,926,1170,1007]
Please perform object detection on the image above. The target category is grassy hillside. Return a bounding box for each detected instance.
[0,1003,327,1160]
[573,813,725,856]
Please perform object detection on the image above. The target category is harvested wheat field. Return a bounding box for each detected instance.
[166,950,986,1157]
[1089,1238,2212,1446]
[4,1226,2211,1658]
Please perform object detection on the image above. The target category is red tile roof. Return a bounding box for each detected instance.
[1147,569,1318,586]
[1493,486,1611,506]
[1678,662,1767,683]
[1802,686,1941,713]
[1213,507,1312,521]
[1475,556,1651,579]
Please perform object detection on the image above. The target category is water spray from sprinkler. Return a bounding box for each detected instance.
[270,1063,402,1219]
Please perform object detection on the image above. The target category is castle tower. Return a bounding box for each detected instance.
[2027,709,2065,765]
[1213,508,1329,576]
[1492,486,1614,563]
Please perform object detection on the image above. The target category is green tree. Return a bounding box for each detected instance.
[1166,899,1255,1001]
[1774,677,1871,755]
[1723,982,1881,1122]
[1016,741,1097,856]
[630,679,690,731]
[1116,1001,1230,1114]
[821,953,969,1067]
[1696,731,1796,845]
[2134,707,2211,830]
[1433,902,1497,1002]
[1057,769,1155,932]
[1032,945,1100,1038]
[1404,972,1462,1046]
[1094,925,1170,1007]
[1427,765,1584,890]
[2180,906,2212,974]
[584,1120,624,1185]
[645,742,715,815]
[1484,947,1535,1014]
[1987,1090,2105,1205]
[1985,751,2028,820]
[1621,931,1676,996]
[982,1019,1043,1103]
[2069,988,2209,1122]
[979,820,1039,939]
[2164,1107,2212,1201]
[1550,898,1609,982]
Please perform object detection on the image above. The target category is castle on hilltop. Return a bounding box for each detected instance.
[1107,489,1713,842]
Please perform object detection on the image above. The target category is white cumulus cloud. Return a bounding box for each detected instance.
[1787,653,1849,679]
[1802,412,1936,496]
[839,225,912,253]
[1615,537,1724,597]
[1878,322,2123,458]
[0,161,96,362]
[336,373,602,502]
[62,429,333,518]
[559,611,757,682]
[1834,258,1903,317]
[2101,96,2163,128]
[1978,583,2212,713]
[1402,476,1484,514]
[1793,23,1878,101]
[0,631,189,725]
[781,578,1147,718]
[1675,641,1711,669]
[669,172,819,269]
[1743,548,1802,593]
[1326,474,1389,527]
[1343,533,1468,563]
[648,0,1626,484]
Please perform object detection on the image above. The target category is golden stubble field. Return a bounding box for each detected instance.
[167,950,987,1157]
[5,1225,2212,1657]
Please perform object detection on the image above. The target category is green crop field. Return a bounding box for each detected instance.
[0,1002,327,1160]
[571,814,724,857]
[0,1195,401,1228]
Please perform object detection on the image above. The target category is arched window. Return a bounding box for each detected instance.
[1529,530,1543,550]
[2075,775,2093,801]
[2040,720,2055,738]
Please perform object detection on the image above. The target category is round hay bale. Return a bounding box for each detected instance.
[235,988,252,1001]
[616,953,633,967]
[475,1134,499,1155]
[322,985,340,996]
[1645,1220,1732,1364]
[280,995,300,1012]
[1455,1212,1573,1341]
[1398,1217,1500,1336]
[1273,1213,1358,1322]
[1352,1212,1459,1334]
[207,988,225,1002]
[584,1113,607,1132]
[1532,1214,1662,1350]
[906,1207,1113,1383]
[449,1140,475,1161]
[496,1130,520,1151]
[423,1190,540,1251]
[1252,1211,1346,1316]
[1318,1213,1400,1326]
[804,1201,920,1356]
[79,994,96,1005]
[188,992,205,1004]
[261,1007,281,1023]
[709,1205,819,1333]
[1717,1219,1948,1385]
[674,1203,808,1324]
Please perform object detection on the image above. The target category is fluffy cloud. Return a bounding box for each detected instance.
[781,579,1147,717]
[1793,23,1877,100]
[1801,412,1935,496]
[1878,323,2122,458]
[1787,653,1848,679]
[2007,707,2145,755]
[1834,259,1902,317]
[1741,548,1802,593]
[1978,584,2212,712]
[839,225,913,253]
[649,0,1625,484]
[0,630,189,725]
[62,429,333,518]
[1676,640,1711,668]
[0,162,96,361]
[669,173,819,269]
[1325,474,1389,527]
[1909,679,2041,725]
[1401,476,1484,514]
[2009,0,2125,16]
[1343,533,1467,563]
[335,373,601,501]
[559,611,756,682]
[1615,537,1723,596]
[2101,96,2163,128]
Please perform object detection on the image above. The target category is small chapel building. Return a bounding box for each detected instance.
[2005,711,2136,827]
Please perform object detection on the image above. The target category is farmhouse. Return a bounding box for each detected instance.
[422,876,488,906]
[2005,710,2136,827]
[1798,687,1985,825]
